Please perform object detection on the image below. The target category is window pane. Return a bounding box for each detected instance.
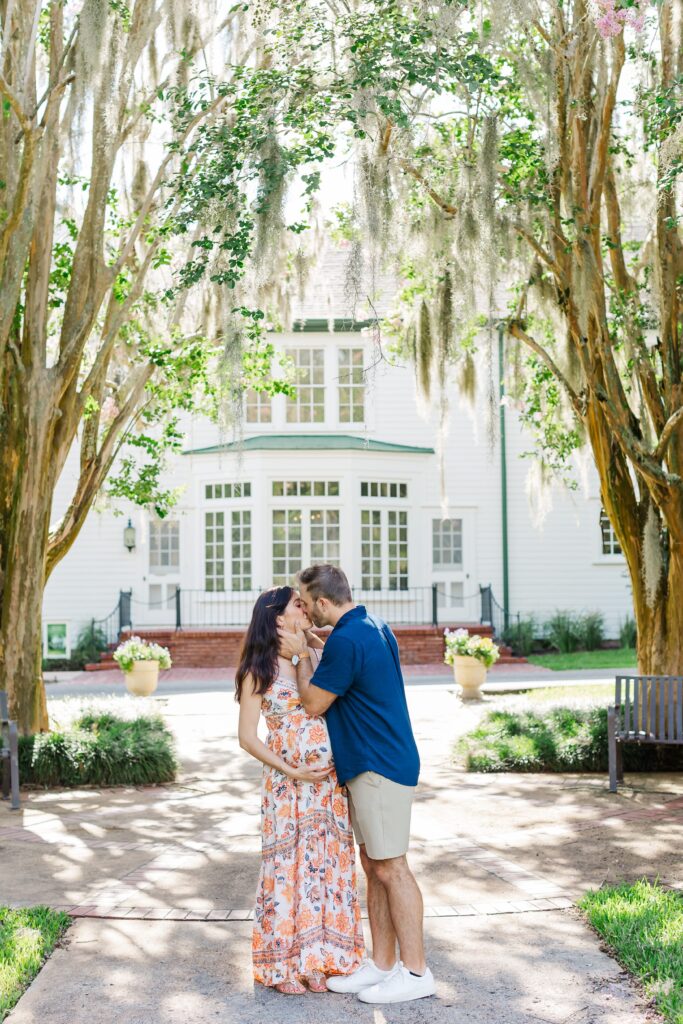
[150,519,180,573]
[338,348,364,423]
[432,518,463,568]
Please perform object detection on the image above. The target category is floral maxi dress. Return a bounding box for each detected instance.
[252,674,365,986]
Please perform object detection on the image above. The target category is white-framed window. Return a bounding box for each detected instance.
[205,482,251,499]
[310,509,341,564]
[231,510,252,590]
[387,510,408,590]
[338,348,365,423]
[205,510,252,592]
[360,481,408,499]
[272,507,342,584]
[432,518,463,569]
[272,480,340,497]
[361,510,383,589]
[272,509,303,585]
[205,511,225,592]
[245,389,272,423]
[286,348,325,423]
[361,509,408,590]
[149,518,179,574]
[600,509,622,556]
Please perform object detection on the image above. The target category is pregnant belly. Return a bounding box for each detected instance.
[271,718,333,769]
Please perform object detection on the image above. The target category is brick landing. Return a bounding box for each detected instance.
[87,623,522,670]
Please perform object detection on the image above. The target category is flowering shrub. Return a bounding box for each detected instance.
[113,636,172,674]
[591,0,649,38]
[444,628,500,669]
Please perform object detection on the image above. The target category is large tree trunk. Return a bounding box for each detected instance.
[635,545,683,677]
[0,373,55,734]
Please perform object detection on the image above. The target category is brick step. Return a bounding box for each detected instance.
[85,660,118,672]
[84,623,526,669]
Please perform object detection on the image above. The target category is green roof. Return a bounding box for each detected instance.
[292,318,373,333]
[183,434,435,456]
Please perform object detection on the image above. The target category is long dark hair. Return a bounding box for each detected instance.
[234,586,293,702]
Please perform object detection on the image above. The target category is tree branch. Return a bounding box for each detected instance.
[655,406,683,462]
[507,320,583,416]
[514,223,561,276]
[397,159,457,216]
[47,364,154,574]
[588,35,624,223]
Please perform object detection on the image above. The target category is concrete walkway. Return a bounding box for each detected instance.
[2,684,680,1023]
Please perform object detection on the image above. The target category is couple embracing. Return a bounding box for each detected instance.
[236,563,436,1005]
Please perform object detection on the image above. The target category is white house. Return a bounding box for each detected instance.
[42,246,632,661]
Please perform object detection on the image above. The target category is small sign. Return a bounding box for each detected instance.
[45,622,69,659]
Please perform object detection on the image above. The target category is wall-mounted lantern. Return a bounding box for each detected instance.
[123,518,136,552]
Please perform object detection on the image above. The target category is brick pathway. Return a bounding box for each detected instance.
[4,686,680,1024]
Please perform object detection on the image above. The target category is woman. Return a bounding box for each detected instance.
[236,586,365,995]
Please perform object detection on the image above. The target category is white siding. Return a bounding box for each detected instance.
[42,329,632,647]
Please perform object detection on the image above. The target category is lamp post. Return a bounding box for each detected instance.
[123,519,136,552]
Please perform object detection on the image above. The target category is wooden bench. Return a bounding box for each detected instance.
[608,675,683,792]
[0,691,20,810]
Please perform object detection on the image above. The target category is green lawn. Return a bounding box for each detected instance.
[0,907,71,1021]
[580,882,683,1024]
[514,682,615,703]
[527,647,637,671]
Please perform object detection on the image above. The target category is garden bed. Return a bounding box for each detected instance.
[0,906,71,1022]
[457,705,673,773]
[19,711,177,787]
[580,881,683,1024]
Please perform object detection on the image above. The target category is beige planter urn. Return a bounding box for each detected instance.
[124,660,160,696]
[452,654,487,700]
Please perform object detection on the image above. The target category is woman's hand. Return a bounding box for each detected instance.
[285,763,334,783]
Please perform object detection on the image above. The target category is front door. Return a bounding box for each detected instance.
[430,510,478,624]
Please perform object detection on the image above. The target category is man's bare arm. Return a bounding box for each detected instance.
[278,627,338,716]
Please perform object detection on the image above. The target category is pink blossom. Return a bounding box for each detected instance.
[100,396,119,425]
[592,0,649,37]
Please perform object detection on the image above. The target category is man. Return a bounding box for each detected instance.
[278,563,435,1005]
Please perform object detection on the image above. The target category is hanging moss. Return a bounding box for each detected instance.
[416,299,433,402]
[457,351,477,402]
[436,271,453,391]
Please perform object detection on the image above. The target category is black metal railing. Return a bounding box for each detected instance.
[92,595,129,647]
[112,583,505,632]
[479,584,506,637]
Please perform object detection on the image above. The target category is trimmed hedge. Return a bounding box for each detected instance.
[19,713,177,787]
[457,706,670,773]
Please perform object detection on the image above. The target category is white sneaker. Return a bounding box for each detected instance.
[357,962,436,1004]
[326,958,397,993]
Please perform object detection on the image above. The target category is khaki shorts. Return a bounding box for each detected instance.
[346,771,416,860]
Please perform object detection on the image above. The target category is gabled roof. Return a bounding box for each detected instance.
[290,242,397,328]
[183,434,434,455]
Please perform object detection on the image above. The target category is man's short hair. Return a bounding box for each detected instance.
[297,564,352,606]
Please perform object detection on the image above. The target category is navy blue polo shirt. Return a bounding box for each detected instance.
[311,605,420,787]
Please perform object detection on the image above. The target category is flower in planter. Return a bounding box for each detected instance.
[113,636,172,674]
[444,628,500,669]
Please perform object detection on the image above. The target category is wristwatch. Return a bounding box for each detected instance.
[292,650,310,667]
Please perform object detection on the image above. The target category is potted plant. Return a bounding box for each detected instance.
[113,636,172,696]
[444,628,500,700]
